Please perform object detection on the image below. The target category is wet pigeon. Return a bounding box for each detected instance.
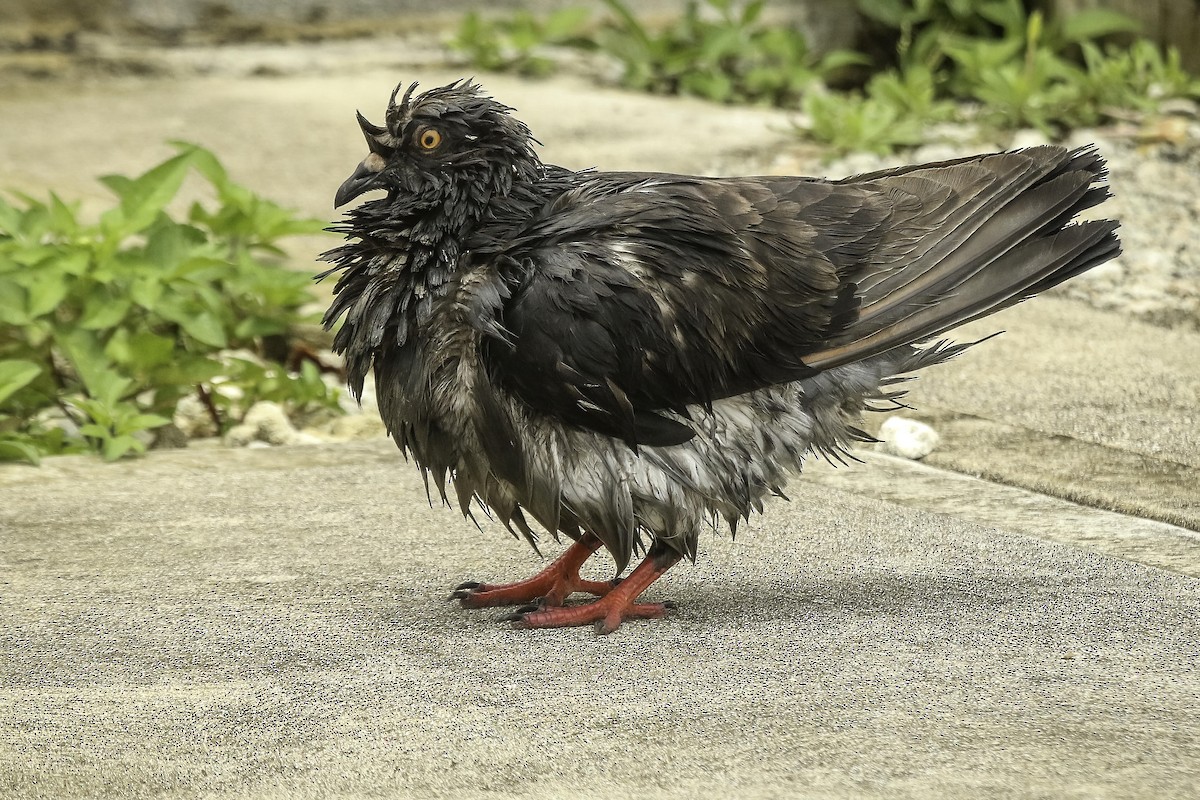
[320,80,1120,633]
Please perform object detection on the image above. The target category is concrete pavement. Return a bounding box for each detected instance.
[1,52,1198,798]
[2,441,1198,799]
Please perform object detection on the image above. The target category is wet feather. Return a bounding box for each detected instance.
[320,80,1121,576]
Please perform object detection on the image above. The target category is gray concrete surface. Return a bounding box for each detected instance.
[2,58,1199,798]
[2,441,1199,799]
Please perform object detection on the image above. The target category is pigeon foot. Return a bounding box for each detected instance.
[501,543,682,634]
[451,533,614,608]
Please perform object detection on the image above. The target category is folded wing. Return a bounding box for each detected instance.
[477,146,1120,448]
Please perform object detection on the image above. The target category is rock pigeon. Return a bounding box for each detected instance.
[320,80,1120,633]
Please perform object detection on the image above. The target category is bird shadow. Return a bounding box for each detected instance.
[670,567,1037,627]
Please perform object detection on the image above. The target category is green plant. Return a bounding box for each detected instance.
[861,64,957,123]
[449,8,593,77]
[1076,39,1200,114]
[802,89,926,156]
[858,0,1138,73]
[0,143,337,464]
[857,0,1163,136]
[599,0,865,105]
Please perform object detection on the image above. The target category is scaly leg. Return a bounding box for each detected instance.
[502,541,682,634]
[451,533,617,608]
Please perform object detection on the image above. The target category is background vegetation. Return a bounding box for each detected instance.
[0,143,336,463]
[449,0,1200,154]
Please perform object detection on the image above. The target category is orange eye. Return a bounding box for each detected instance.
[417,127,442,150]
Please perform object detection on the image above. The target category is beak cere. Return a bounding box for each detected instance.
[334,152,388,208]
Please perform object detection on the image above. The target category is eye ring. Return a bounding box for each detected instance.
[416,127,442,151]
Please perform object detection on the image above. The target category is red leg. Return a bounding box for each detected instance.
[503,542,682,634]
[451,533,617,608]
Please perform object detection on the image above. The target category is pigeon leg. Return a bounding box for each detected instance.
[451,533,616,608]
[503,542,682,634]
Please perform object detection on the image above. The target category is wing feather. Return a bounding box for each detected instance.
[473,147,1118,446]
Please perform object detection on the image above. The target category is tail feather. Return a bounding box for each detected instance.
[805,145,1120,371]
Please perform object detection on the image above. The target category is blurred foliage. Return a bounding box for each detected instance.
[448,0,1200,155]
[595,0,865,105]
[449,8,593,76]
[0,143,338,464]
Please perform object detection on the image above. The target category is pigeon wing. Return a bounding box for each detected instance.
[478,174,887,448]
[477,148,1118,449]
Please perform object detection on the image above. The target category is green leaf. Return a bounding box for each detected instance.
[0,280,30,325]
[23,270,70,318]
[171,141,228,191]
[543,7,591,41]
[103,434,144,461]
[78,423,111,438]
[129,274,165,309]
[59,329,111,400]
[46,192,79,232]
[79,295,133,330]
[178,310,228,349]
[0,438,41,465]
[0,196,23,234]
[98,174,134,198]
[121,413,171,433]
[145,219,204,270]
[100,149,195,235]
[741,0,765,27]
[0,360,41,406]
[55,249,91,276]
[1059,9,1141,44]
[128,331,177,370]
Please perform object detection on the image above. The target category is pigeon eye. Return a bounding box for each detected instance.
[416,127,443,151]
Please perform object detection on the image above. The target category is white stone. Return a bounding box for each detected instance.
[326,414,387,441]
[173,394,217,439]
[242,401,298,445]
[876,416,940,460]
[1009,128,1051,150]
[222,423,258,448]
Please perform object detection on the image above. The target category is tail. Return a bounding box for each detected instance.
[803,145,1121,371]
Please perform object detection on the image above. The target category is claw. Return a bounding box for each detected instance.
[450,535,612,608]
[449,581,486,601]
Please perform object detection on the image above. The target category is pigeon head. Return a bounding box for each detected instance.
[334,80,542,209]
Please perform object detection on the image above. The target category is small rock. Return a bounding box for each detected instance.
[912,143,965,164]
[34,406,80,438]
[289,431,325,446]
[325,414,387,441]
[224,401,304,447]
[824,152,887,179]
[173,394,217,439]
[150,423,189,450]
[1062,127,1105,152]
[223,423,259,448]
[876,416,940,460]
[1009,128,1051,150]
[242,401,298,445]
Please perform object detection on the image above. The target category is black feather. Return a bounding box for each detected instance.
[318,80,1121,582]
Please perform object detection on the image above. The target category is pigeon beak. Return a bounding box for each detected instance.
[334,153,386,208]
